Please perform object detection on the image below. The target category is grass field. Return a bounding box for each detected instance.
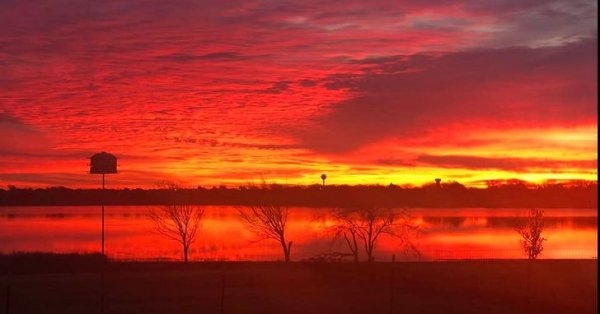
[1,259,596,314]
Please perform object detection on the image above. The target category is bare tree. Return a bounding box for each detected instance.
[517,208,545,260]
[331,208,418,262]
[149,183,204,262]
[238,205,293,262]
[357,208,419,262]
[329,210,360,262]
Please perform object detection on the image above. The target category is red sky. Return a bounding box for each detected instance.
[0,0,597,188]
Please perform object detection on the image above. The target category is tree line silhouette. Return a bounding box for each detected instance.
[145,182,421,263]
[0,179,596,208]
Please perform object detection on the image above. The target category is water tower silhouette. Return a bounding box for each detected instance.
[321,173,327,187]
[90,152,117,257]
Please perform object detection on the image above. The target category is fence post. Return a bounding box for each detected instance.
[100,269,104,314]
[4,271,11,314]
[389,256,395,314]
[220,266,226,314]
[5,282,9,314]
[99,258,106,314]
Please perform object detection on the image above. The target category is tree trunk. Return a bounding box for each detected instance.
[364,239,374,263]
[343,232,359,263]
[366,225,374,263]
[281,240,292,262]
[183,244,189,262]
[352,234,359,263]
[366,245,374,263]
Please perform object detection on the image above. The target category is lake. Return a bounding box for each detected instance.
[0,206,596,261]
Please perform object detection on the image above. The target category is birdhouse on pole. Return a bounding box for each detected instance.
[89,152,117,258]
[90,152,117,174]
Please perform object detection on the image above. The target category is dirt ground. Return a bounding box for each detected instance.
[1,260,596,314]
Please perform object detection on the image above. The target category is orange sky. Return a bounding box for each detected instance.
[0,1,597,188]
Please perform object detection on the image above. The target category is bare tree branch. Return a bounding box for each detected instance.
[330,208,420,262]
[517,208,545,260]
[238,204,292,262]
[149,182,204,262]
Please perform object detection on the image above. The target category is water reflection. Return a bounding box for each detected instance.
[422,216,597,229]
[0,206,596,261]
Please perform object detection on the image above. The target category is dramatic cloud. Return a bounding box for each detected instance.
[0,113,51,156]
[0,0,596,187]
[293,39,597,153]
[415,155,596,172]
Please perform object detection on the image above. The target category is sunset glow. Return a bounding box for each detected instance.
[0,4,598,312]
[0,1,597,187]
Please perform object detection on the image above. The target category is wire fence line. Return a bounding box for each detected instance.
[106,247,596,262]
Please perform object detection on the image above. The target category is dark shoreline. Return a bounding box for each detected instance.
[1,252,597,274]
[1,183,597,208]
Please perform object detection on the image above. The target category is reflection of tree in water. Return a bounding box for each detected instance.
[44,213,68,219]
[487,217,530,228]
[487,216,596,229]
[419,215,597,229]
[422,217,467,228]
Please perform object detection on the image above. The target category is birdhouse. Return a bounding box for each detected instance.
[90,152,118,174]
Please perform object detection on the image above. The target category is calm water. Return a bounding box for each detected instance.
[0,206,596,261]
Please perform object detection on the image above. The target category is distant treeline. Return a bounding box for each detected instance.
[0,180,597,208]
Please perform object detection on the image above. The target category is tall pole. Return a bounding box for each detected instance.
[101,173,105,314]
[102,173,105,257]
[89,152,116,314]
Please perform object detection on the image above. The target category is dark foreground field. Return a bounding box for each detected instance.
[1,259,596,314]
